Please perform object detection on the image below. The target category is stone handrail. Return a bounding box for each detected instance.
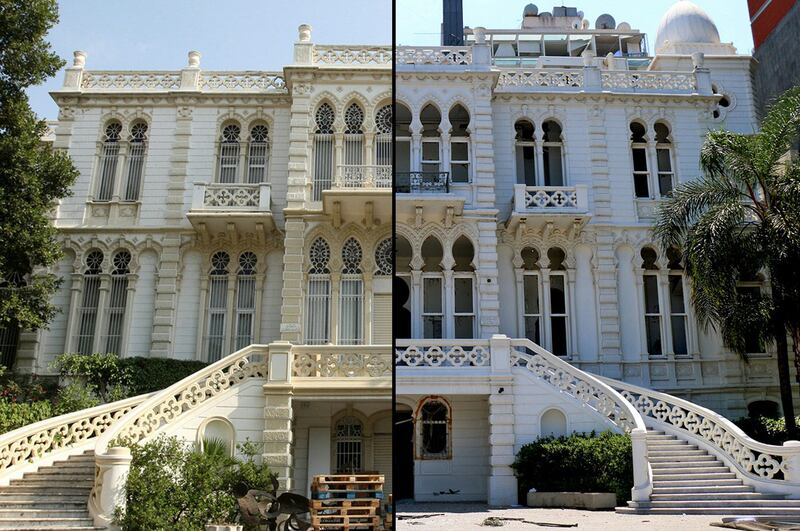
[514,184,589,212]
[292,345,392,378]
[198,71,286,92]
[598,376,800,486]
[191,182,271,211]
[601,71,696,92]
[0,393,149,485]
[496,69,584,89]
[510,338,652,502]
[395,46,473,65]
[394,339,491,368]
[334,165,392,189]
[312,46,392,66]
[80,71,182,90]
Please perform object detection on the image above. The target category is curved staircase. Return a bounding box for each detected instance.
[618,429,800,515]
[0,451,101,530]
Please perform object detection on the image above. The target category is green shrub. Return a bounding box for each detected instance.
[120,357,207,395]
[54,382,101,415]
[114,435,273,531]
[735,415,800,445]
[512,431,633,505]
[53,352,131,401]
[0,399,53,433]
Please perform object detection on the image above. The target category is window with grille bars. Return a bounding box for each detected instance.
[419,400,450,459]
[206,251,230,362]
[335,416,363,473]
[124,122,148,201]
[218,124,241,184]
[344,102,364,167]
[374,105,392,171]
[306,238,331,344]
[313,103,335,200]
[104,250,131,355]
[247,125,269,183]
[96,122,121,201]
[234,252,257,350]
[77,250,104,354]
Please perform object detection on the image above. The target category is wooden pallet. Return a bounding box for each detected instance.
[311,514,381,530]
[311,498,380,510]
[384,494,393,530]
[310,474,385,530]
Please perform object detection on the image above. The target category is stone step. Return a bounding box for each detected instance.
[647,447,704,455]
[37,462,94,470]
[0,488,91,497]
[646,434,677,440]
[652,485,754,494]
[650,461,728,474]
[618,507,800,515]
[647,440,694,447]
[22,472,93,481]
[8,480,93,488]
[652,471,738,481]
[651,492,785,501]
[0,494,89,504]
[0,518,95,529]
[0,502,88,510]
[652,464,728,474]
[649,455,717,463]
[646,499,800,508]
[0,510,89,519]
[654,478,744,488]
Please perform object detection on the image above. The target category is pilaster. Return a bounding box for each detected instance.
[263,386,294,491]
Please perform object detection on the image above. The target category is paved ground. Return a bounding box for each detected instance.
[396,503,728,530]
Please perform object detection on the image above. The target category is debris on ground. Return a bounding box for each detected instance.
[711,517,800,530]
[398,513,445,520]
[480,517,579,528]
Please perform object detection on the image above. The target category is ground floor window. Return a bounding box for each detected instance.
[335,416,363,473]
[417,398,451,459]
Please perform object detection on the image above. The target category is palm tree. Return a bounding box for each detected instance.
[654,87,800,438]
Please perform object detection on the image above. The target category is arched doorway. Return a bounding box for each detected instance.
[394,405,414,500]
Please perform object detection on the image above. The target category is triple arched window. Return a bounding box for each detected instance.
[95,120,149,202]
[216,123,271,184]
[74,249,133,355]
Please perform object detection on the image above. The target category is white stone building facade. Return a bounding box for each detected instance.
[1,26,393,517]
[394,2,794,507]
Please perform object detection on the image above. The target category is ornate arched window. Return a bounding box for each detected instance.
[519,247,542,345]
[77,250,104,354]
[515,119,536,186]
[542,120,564,186]
[654,122,675,197]
[421,236,444,339]
[395,103,413,191]
[547,247,569,357]
[417,398,451,459]
[313,103,335,200]
[340,238,364,345]
[124,121,148,201]
[96,122,122,201]
[420,105,442,187]
[630,122,650,198]
[335,416,363,473]
[104,250,131,355]
[641,247,662,356]
[343,102,365,170]
[247,124,269,183]
[374,238,392,276]
[448,104,471,183]
[234,252,258,350]
[374,104,392,187]
[218,124,241,183]
[452,236,475,338]
[306,238,331,344]
[206,251,231,361]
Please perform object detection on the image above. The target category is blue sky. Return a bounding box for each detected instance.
[397,0,754,51]
[28,0,391,119]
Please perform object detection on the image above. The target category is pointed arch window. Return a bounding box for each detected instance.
[452,236,476,338]
[77,250,104,354]
[247,124,269,183]
[335,416,363,473]
[340,238,364,345]
[375,238,392,276]
[218,124,241,183]
[448,104,471,184]
[420,104,442,175]
[421,236,444,339]
[234,252,257,350]
[418,399,451,459]
[641,248,662,356]
[104,250,131,355]
[542,120,564,186]
[206,251,230,362]
[313,103,335,201]
[124,122,148,201]
[655,123,675,197]
[344,102,365,167]
[520,248,542,344]
[375,104,392,167]
[306,238,331,344]
[96,122,122,201]
[630,122,650,198]
[515,120,536,186]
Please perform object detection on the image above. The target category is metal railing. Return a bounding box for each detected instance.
[395,172,450,194]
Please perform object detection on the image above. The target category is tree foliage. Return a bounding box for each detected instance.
[654,86,800,435]
[0,0,79,332]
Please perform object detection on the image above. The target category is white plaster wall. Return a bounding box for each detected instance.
[258,251,283,344]
[137,107,176,227]
[127,249,157,357]
[173,250,202,360]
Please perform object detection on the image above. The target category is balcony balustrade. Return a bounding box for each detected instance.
[509,184,591,233]
[333,165,392,189]
[395,171,450,194]
[187,182,274,237]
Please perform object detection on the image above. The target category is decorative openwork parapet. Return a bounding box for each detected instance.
[192,183,271,211]
[0,394,148,484]
[601,71,696,92]
[199,72,287,92]
[497,69,584,89]
[80,71,182,90]
[334,165,392,189]
[312,46,392,66]
[395,47,473,65]
[394,340,491,367]
[513,184,589,212]
[395,172,450,194]
[291,345,392,378]
[601,377,800,485]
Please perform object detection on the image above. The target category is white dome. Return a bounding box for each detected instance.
[655,1,721,52]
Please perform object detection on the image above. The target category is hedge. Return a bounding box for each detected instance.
[512,431,633,505]
[120,357,208,395]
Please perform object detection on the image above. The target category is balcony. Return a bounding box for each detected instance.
[322,165,391,227]
[507,184,591,233]
[289,344,392,397]
[395,171,465,226]
[187,182,275,239]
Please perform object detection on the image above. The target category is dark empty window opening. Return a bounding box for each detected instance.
[420,400,449,458]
